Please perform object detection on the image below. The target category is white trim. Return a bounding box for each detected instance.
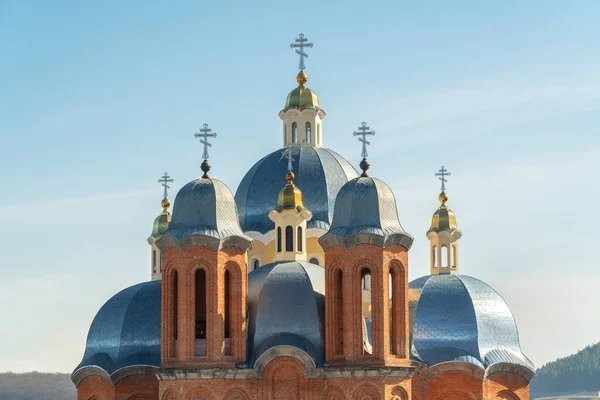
[245,227,326,245]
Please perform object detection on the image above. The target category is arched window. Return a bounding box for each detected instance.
[152,249,157,273]
[333,269,343,356]
[284,124,287,142]
[452,245,457,268]
[253,259,260,271]
[389,264,405,357]
[159,252,163,273]
[285,226,294,251]
[361,268,373,355]
[171,270,178,354]
[431,245,437,268]
[195,269,207,356]
[441,246,448,268]
[292,122,297,143]
[277,227,282,252]
[317,124,321,145]
[297,226,303,251]
[305,122,311,144]
[309,257,320,266]
[224,270,231,355]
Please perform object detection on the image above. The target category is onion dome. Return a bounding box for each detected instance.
[283,71,320,112]
[275,171,307,212]
[409,274,535,380]
[158,175,252,251]
[150,197,171,238]
[247,260,325,368]
[319,175,414,250]
[72,281,161,385]
[235,144,357,234]
[428,190,461,235]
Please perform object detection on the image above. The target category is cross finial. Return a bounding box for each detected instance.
[194,123,218,161]
[280,144,295,173]
[435,166,451,191]
[158,172,174,198]
[353,121,376,159]
[290,33,314,70]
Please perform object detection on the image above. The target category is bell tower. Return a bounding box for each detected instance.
[427,166,462,275]
[148,172,173,281]
[279,33,325,147]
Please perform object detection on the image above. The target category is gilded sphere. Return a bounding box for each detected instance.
[296,70,308,85]
[438,190,448,205]
[161,197,170,210]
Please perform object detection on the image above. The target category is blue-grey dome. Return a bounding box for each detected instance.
[247,261,325,367]
[160,177,251,249]
[410,274,534,375]
[319,176,413,249]
[72,281,161,382]
[235,145,358,234]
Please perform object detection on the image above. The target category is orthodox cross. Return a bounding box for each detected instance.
[280,144,295,172]
[194,123,217,160]
[290,33,313,70]
[353,122,376,159]
[435,166,451,191]
[158,172,174,198]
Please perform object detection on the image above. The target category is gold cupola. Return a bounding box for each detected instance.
[269,169,312,262]
[283,71,320,112]
[427,190,460,235]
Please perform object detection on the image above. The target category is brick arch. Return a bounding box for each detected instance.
[323,386,346,400]
[496,391,519,400]
[186,386,213,400]
[261,356,307,400]
[391,385,408,400]
[353,383,380,400]
[127,395,153,400]
[438,392,475,400]
[162,390,176,400]
[224,387,251,400]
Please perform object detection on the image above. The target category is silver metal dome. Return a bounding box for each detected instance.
[159,177,251,250]
[410,274,534,378]
[247,261,325,367]
[72,281,161,385]
[235,145,358,234]
[319,176,413,250]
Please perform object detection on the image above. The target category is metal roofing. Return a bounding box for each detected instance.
[247,260,325,368]
[320,176,413,249]
[163,177,251,244]
[410,274,534,373]
[235,144,358,234]
[73,281,161,378]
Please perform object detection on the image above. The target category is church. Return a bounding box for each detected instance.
[72,34,535,400]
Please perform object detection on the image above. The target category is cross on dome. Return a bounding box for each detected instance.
[290,33,314,71]
[194,123,218,161]
[158,172,174,198]
[435,166,451,191]
[353,122,376,159]
[280,144,295,172]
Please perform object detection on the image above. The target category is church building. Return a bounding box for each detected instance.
[72,34,535,400]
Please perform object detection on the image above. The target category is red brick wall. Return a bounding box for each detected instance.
[77,375,113,400]
[484,371,530,400]
[114,375,159,400]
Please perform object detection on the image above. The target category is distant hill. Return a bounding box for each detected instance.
[532,342,600,398]
[0,372,75,400]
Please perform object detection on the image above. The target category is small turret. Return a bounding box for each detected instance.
[148,172,173,281]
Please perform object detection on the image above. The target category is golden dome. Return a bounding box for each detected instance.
[283,71,320,112]
[276,171,305,211]
[428,191,460,234]
[161,197,171,214]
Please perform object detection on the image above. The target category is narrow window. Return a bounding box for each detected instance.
[309,257,320,266]
[172,271,178,349]
[305,122,311,144]
[285,225,293,251]
[317,124,321,145]
[361,268,373,355]
[389,264,405,357]
[253,259,260,271]
[431,245,437,268]
[452,245,457,268]
[159,251,163,273]
[152,249,157,273]
[292,122,297,143]
[277,227,282,252]
[297,226,303,251]
[389,271,396,355]
[334,269,344,356]
[195,269,207,356]
[224,270,231,355]
[442,246,448,268]
[284,124,287,143]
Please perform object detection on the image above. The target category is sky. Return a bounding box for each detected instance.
[0,1,599,373]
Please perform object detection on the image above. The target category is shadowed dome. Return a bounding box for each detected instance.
[160,177,251,248]
[151,212,170,238]
[409,274,534,377]
[235,145,358,234]
[72,281,161,384]
[319,176,413,249]
[247,261,325,367]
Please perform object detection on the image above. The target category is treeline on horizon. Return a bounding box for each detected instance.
[0,371,75,400]
[531,342,600,396]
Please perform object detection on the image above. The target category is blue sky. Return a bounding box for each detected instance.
[1,1,599,372]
